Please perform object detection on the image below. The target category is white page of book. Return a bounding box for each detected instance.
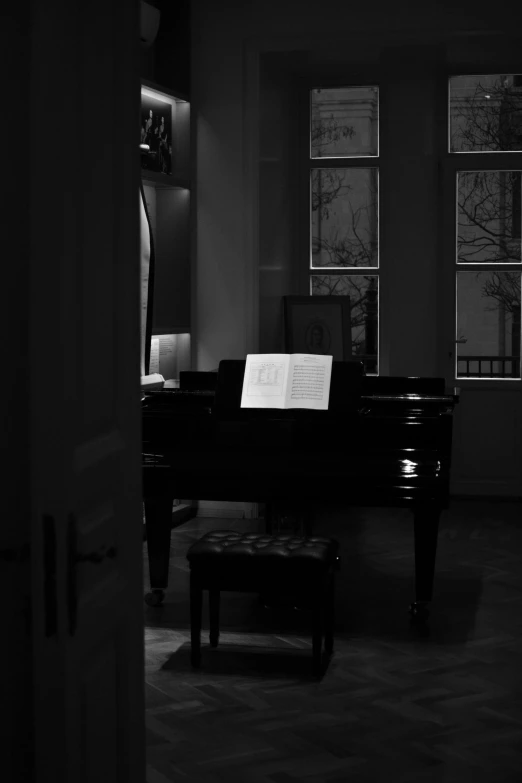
[286,353,332,410]
[240,354,289,408]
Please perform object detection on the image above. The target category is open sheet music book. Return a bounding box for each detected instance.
[240,353,333,410]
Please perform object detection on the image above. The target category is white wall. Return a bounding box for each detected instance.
[191,7,254,370]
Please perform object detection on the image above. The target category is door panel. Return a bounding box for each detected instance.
[451,386,522,496]
[29,1,144,781]
[81,641,119,783]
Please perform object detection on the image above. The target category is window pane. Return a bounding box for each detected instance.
[450,74,522,152]
[311,168,378,268]
[311,87,379,158]
[311,274,378,374]
[456,271,521,379]
[457,171,521,263]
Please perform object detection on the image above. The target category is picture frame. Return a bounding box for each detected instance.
[140,88,173,175]
[284,296,352,361]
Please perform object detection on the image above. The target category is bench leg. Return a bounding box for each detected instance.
[312,598,323,678]
[324,575,335,656]
[209,589,220,647]
[190,571,202,668]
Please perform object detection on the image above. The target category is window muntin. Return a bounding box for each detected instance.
[311,168,379,268]
[449,74,522,153]
[311,86,379,158]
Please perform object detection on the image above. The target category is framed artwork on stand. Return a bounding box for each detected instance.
[284,296,352,361]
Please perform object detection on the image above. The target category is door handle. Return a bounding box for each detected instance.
[0,542,30,563]
[76,546,117,565]
[67,513,117,636]
[43,515,57,638]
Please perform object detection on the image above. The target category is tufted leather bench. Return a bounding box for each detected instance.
[186,530,341,678]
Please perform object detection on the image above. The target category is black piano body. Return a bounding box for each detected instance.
[143,360,459,617]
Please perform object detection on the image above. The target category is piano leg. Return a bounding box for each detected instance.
[410,507,440,620]
[144,495,174,606]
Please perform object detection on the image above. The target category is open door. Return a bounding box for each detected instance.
[29,1,144,780]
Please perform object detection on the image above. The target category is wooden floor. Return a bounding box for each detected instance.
[144,500,522,782]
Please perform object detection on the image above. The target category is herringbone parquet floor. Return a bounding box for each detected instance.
[144,500,522,783]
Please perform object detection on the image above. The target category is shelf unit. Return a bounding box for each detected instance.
[141,78,191,381]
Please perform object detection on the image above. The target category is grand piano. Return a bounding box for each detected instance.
[142,359,459,619]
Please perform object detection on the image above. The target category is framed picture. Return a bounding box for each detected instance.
[140,89,173,175]
[284,296,352,361]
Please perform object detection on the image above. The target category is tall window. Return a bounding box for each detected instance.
[450,74,522,379]
[309,87,379,374]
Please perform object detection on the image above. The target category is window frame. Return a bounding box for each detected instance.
[298,58,522,386]
[303,79,381,374]
[443,72,522,384]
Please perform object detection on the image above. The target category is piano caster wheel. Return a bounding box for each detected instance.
[144,589,165,607]
[409,602,430,621]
